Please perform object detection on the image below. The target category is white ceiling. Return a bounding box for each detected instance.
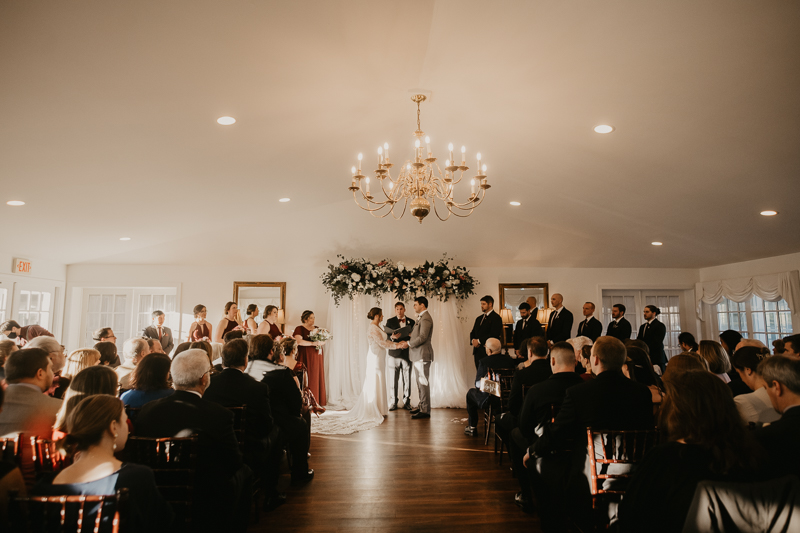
[1,0,799,269]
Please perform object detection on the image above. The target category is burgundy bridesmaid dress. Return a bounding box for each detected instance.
[294,325,326,406]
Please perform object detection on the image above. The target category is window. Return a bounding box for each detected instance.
[714,296,793,344]
[17,290,52,329]
[645,294,681,358]
[716,298,748,337]
[0,288,7,323]
[601,293,637,340]
[136,292,177,333]
[83,292,129,350]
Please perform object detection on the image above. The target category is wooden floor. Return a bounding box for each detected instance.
[253,408,542,532]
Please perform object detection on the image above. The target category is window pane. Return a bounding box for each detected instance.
[752,312,765,332]
[19,291,29,311]
[719,314,728,331]
[29,292,40,311]
[780,312,793,334]
[778,299,790,311]
[765,300,778,311]
[101,295,112,314]
[731,313,740,331]
[765,313,779,333]
[717,301,727,313]
[41,292,51,312]
[153,295,165,311]
[767,333,780,345]
[755,333,768,345]
[750,295,763,310]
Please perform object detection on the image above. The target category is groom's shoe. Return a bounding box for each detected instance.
[410,407,420,415]
[464,426,478,437]
[411,412,430,419]
[402,401,412,411]
[389,403,398,411]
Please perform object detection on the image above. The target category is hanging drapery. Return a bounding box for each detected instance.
[695,270,800,319]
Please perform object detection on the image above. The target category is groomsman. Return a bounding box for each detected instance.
[576,302,602,342]
[142,310,174,355]
[386,302,415,411]
[637,305,667,371]
[545,293,573,345]
[470,296,504,369]
[513,302,544,358]
[606,303,632,341]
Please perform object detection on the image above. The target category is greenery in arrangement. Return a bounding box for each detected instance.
[321,254,478,305]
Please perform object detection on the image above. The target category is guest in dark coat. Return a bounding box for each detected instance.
[135,349,250,532]
[507,336,552,417]
[753,355,800,479]
[469,296,504,369]
[204,339,285,510]
[545,293,574,345]
[464,338,516,436]
[513,302,544,359]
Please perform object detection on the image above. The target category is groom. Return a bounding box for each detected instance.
[398,296,433,420]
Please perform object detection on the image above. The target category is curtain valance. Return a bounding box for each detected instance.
[695,270,800,319]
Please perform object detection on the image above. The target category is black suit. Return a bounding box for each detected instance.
[546,308,574,344]
[513,316,544,358]
[507,358,552,417]
[469,310,504,369]
[465,353,517,427]
[385,315,415,407]
[260,362,310,477]
[637,319,667,370]
[576,317,602,342]
[754,407,800,479]
[606,317,633,341]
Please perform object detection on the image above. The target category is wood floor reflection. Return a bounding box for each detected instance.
[254,408,541,532]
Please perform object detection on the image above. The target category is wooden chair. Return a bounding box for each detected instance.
[227,405,247,448]
[10,488,129,533]
[123,436,197,532]
[1,435,66,490]
[484,369,515,446]
[586,427,659,528]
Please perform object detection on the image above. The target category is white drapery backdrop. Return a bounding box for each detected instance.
[695,270,800,320]
[324,293,473,410]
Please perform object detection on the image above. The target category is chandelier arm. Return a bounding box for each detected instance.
[431,198,452,221]
[352,192,394,213]
[390,198,408,220]
[369,206,395,218]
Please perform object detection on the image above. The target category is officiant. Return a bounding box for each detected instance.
[386,302,415,411]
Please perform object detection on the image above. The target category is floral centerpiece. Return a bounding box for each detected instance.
[320,255,394,305]
[308,327,333,354]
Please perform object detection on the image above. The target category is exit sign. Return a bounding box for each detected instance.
[12,258,32,274]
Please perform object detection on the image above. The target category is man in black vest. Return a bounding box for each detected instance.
[546,293,573,345]
[469,295,504,369]
[576,302,602,342]
[637,305,667,371]
[513,302,544,359]
[385,302,415,411]
[606,303,632,341]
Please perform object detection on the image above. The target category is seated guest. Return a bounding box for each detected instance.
[731,346,778,424]
[246,334,275,382]
[27,336,67,396]
[663,353,708,381]
[464,338,516,437]
[719,329,743,357]
[223,330,245,344]
[625,346,662,389]
[172,341,191,357]
[736,338,767,352]
[527,336,654,530]
[698,340,732,383]
[38,395,172,531]
[513,302,544,359]
[120,353,174,408]
[92,327,117,345]
[678,332,699,353]
[115,337,150,389]
[0,320,54,346]
[54,366,119,438]
[0,339,18,381]
[189,340,216,371]
[772,339,786,355]
[619,371,763,533]
[783,335,800,358]
[0,384,26,526]
[204,339,284,510]
[507,337,552,417]
[567,336,592,374]
[0,349,61,437]
[510,342,582,512]
[253,334,314,485]
[754,355,800,479]
[55,348,101,399]
[94,341,119,367]
[577,345,593,381]
[145,338,166,355]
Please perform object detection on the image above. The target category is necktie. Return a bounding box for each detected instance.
[480,314,486,326]
[158,326,162,340]
[643,323,649,336]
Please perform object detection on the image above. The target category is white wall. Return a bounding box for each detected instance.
[699,252,800,281]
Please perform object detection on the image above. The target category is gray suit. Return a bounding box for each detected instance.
[142,325,174,355]
[408,309,434,414]
[0,383,62,437]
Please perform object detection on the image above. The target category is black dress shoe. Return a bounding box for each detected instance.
[263,492,287,512]
[389,403,398,411]
[514,492,535,514]
[291,469,315,485]
[464,426,478,436]
[411,412,430,419]
[402,402,412,411]
[410,407,420,415]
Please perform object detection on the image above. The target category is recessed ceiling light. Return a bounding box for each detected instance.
[217,116,236,125]
[651,241,663,246]
[509,201,521,206]
[594,125,614,134]
[119,237,131,241]
[760,210,778,217]
[279,198,290,203]
[6,200,25,206]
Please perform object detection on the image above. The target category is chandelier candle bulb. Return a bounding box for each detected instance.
[378,146,383,166]
[482,164,487,175]
[384,142,389,162]
[461,145,466,165]
[449,143,454,163]
[477,152,481,171]
[425,136,431,157]
[471,178,476,196]
[358,153,363,172]
[365,176,370,194]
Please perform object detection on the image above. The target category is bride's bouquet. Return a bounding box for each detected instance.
[309,327,333,354]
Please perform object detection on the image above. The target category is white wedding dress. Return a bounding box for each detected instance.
[311,323,392,435]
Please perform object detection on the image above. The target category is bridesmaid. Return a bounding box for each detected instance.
[244,304,259,335]
[187,304,212,342]
[257,305,283,339]
[293,310,327,406]
[213,301,243,343]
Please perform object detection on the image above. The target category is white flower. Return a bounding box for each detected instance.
[415,279,423,286]
[351,273,361,282]
[397,263,405,272]
[445,281,452,287]
[454,279,460,285]
[428,268,435,274]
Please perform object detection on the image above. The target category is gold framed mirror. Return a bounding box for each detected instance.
[233,282,287,333]
[498,283,550,347]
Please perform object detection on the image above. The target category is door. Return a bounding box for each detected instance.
[602,289,685,359]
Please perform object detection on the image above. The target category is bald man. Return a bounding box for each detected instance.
[545,293,573,345]
[577,302,602,342]
[464,338,516,436]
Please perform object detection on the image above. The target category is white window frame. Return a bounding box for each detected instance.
[714,295,793,346]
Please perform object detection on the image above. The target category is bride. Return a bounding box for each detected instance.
[311,307,399,435]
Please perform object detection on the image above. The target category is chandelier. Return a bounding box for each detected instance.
[348,94,490,223]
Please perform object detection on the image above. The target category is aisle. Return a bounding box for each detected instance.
[256,408,541,532]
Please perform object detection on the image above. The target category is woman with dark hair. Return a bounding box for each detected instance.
[38,395,172,531]
[0,339,18,381]
[578,345,594,381]
[772,339,786,355]
[677,332,699,353]
[619,371,763,533]
[246,334,276,382]
[214,302,243,344]
[719,329,743,356]
[173,341,191,357]
[293,310,327,406]
[189,340,219,374]
[120,353,174,408]
[662,353,708,382]
[731,346,778,423]
[188,304,212,342]
[243,304,259,335]
[256,305,283,338]
[698,340,732,382]
[54,366,119,437]
[93,341,120,368]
